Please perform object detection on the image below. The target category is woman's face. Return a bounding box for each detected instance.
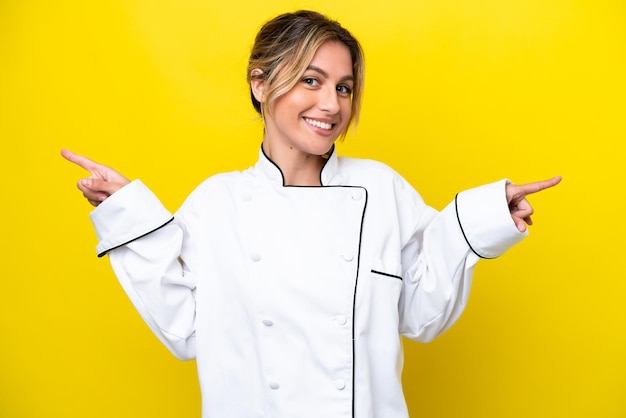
[263,41,354,159]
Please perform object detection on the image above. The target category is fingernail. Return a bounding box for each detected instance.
[81,179,92,188]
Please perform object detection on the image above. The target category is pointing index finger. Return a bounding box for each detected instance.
[518,176,562,196]
[61,149,102,174]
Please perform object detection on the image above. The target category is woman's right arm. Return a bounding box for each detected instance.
[62,150,198,360]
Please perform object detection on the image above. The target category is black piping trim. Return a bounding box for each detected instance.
[259,144,335,187]
[351,187,368,418]
[318,145,334,186]
[97,216,175,258]
[454,193,495,259]
[371,269,403,281]
[260,145,286,186]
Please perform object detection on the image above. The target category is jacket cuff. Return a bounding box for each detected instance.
[455,179,527,259]
[90,180,173,257]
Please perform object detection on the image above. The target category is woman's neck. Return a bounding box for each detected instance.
[262,142,327,186]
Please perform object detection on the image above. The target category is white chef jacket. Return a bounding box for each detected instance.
[89,147,526,418]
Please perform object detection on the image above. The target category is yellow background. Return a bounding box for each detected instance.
[2,0,625,416]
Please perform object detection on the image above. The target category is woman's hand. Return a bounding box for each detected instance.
[61,149,131,207]
[506,176,562,232]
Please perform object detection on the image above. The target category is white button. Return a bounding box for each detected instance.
[262,319,273,327]
[352,190,363,200]
[269,381,280,390]
[335,315,347,326]
[342,253,354,262]
[335,379,346,390]
[241,193,252,202]
[250,253,261,262]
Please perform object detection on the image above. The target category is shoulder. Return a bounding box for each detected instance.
[337,156,429,210]
[336,156,413,190]
[177,170,248,211]
[337,156,401,180]
[337,155,394,172]
[196,170,245,190]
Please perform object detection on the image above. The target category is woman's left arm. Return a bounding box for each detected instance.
[399,176,561,342]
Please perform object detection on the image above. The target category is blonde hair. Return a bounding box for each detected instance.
[247,10,365,136]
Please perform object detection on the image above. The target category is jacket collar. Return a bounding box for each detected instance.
[257,144,339,186]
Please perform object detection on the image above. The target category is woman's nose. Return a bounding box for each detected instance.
[318,87,340,114]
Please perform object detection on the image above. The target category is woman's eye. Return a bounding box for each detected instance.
[303,77,319,87]
[337,85,353,95]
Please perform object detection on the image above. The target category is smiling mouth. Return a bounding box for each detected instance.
[304,118,334,131]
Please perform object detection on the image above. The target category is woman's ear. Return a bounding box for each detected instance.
[250,68,265,103]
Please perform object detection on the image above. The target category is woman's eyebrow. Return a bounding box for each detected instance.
[306,65,354,83]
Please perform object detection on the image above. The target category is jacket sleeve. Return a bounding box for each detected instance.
[89,180,198,360]
[398,179,525,342]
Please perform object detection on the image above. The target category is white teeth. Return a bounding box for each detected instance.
[305,118,333,130]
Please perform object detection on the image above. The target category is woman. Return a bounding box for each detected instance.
[62,10,560,418]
